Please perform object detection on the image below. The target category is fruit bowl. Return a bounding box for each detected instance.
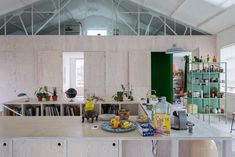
[101,120,137,133]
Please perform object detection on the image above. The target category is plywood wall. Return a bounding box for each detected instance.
[0,36,216,110]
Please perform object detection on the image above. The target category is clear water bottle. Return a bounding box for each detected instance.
[155,97,170,114]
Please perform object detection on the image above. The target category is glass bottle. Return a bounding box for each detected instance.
[212,56,217,63]
[155,97,170,114]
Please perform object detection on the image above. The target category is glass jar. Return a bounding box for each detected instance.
[155,97,170,114]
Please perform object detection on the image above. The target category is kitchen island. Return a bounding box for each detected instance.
[0,112,232,157]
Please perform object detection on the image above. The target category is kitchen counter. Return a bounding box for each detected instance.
[0,103,233,157]
[0,115,231,140]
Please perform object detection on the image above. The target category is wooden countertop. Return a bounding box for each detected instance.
[0,116,232,140]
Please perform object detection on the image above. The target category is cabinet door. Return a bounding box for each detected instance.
[0,140,11,157]
[12,139,65,157]
[68,140,119,157]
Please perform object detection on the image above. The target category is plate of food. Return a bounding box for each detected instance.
[101,117,137,133]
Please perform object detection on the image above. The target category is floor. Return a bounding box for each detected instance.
[196,115,235,156]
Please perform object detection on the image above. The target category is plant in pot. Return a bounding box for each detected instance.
[35,86,50,101]
[52,87,58,101]
[35,90,43,101]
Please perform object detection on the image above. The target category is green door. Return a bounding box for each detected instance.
[151,52,173,103]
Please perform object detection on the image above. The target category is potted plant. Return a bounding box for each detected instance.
[35,88,43,101]
[35,86,50,101]
[52,87,58,101]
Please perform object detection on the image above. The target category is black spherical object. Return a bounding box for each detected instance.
[65,88,77,99]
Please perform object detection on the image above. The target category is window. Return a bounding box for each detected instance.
[75,59,84,89]
[63,52,84,98]
[221,44,235,93]
[87,29,107,36]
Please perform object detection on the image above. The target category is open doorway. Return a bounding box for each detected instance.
[63,52,84,98]
[173,52,192,105]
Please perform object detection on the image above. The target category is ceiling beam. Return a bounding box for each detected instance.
[197,3,235,27]
[216,24,235,34]
[170,0,187,17]
[156,16,177,35]
[35,0,71,35]
[0,16,14,30]
[145,15,153,35]
[19,15,28,35]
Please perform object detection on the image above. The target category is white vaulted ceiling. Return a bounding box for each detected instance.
[0,0,234,35]
[0,0,39,15]
[130,0,235,34]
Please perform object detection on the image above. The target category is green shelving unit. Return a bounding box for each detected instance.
[187,62,227,123]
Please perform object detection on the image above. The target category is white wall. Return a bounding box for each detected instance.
[217,26,235,117]
[0,35,216,111]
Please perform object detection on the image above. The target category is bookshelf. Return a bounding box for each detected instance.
[2,99,140,116]
[187,62,227,123]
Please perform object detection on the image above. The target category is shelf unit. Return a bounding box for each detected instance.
[187,62,227,123]
[173,70,184,104]
[2,99,140,116]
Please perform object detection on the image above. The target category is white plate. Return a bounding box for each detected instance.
[99,114,116,121]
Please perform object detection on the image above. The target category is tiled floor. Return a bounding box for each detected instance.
[195,115,235,156]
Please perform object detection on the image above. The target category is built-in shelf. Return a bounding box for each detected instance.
[2,99,140,116]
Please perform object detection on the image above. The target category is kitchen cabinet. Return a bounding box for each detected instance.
[12,139,65,157]
[0,140,11,157]
[68,140,119,157]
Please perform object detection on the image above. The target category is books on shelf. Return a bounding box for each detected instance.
[101,104,119,115]
[7,106,22,116]
[44,105,60,116]
[64,105,80,116]
[25,106,41,116]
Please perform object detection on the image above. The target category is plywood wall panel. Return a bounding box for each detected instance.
[105,51,128,97]
[0,36,216,110]
[0,52,17,103]
[37,51,63,96]
[84,52,106,98]
[129,51,151,98]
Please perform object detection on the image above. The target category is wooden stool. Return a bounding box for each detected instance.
[230,112,235,133]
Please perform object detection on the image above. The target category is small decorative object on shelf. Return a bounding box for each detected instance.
[52,87,58,101]
[65,88,77,102]
[17,93,30,102]
[207,54,210,62]
[82,95,98,123]
[212,56,217,63]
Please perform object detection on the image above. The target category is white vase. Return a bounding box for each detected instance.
[189,140,218,157]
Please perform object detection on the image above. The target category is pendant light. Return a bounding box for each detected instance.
[166,44,187,54]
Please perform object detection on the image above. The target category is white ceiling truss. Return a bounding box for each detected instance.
[0,0,211,36]
[130,0,235,34]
